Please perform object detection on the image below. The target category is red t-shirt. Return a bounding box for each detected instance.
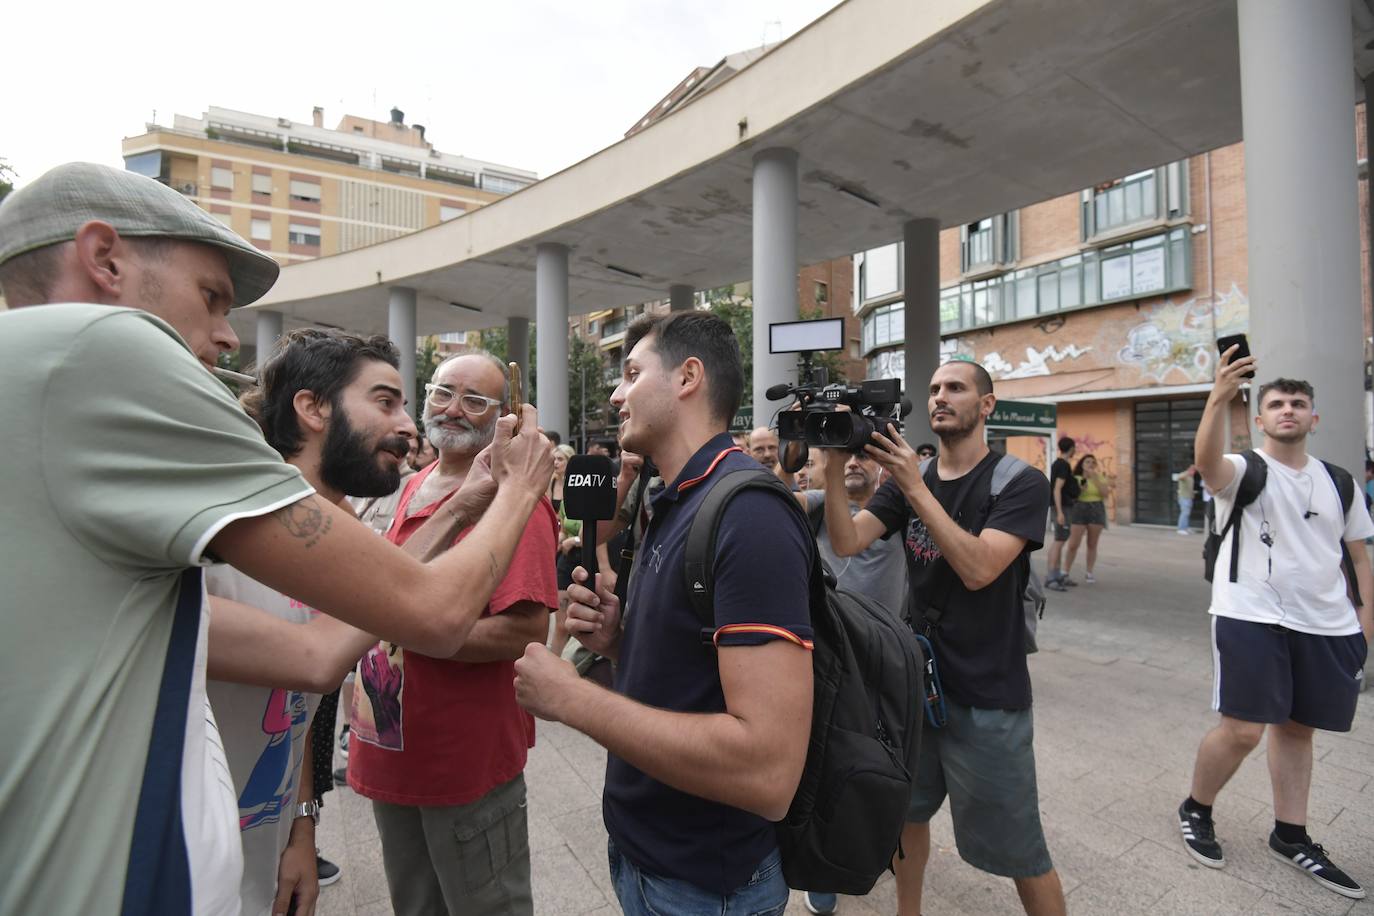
[347,463,559,805]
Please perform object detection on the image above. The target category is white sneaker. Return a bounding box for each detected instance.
[1177,529,1191,536]
[1085,572,1096,583]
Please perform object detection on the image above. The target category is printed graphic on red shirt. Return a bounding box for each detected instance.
[351,645,405,751]
[346,464,560,805]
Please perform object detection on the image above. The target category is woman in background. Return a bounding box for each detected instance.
[1063,453,1113,584]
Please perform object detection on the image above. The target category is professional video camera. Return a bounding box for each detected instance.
[765,318,911,472]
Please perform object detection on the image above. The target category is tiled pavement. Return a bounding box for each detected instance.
[316,525,1374,915]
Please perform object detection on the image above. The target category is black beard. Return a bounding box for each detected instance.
[319,408,407,498]
[932,406,980,444]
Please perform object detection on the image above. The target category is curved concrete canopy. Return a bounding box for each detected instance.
[232,0,1367,341]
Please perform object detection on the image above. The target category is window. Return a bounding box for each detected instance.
[212,212,232,228]
[210,167,234,190]
[251,219,271,241]
[861,302,904,353]
[439,204,465,222]
[1082,162,1187,239]
[960,212,1017,274]
[124,152,165,180]
[288,179,321,203]
[859,244,901,303]
[934,227,1192,334]
[251,173,272,195]
[288,223,320,247]
[586,320,598,335]
[813,280,828,304]
[481,173,528,194]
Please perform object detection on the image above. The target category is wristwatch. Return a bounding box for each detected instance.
[293,800,320,826]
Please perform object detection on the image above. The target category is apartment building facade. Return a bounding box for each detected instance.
[122,105,536,266]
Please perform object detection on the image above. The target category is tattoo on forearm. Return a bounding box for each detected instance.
[274,497,332,549]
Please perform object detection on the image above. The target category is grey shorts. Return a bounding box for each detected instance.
[1070,501,1107,528]
[907,703,1053,879]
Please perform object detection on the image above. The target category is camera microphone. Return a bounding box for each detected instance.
[563,455,618,577]
[765,383,794,401]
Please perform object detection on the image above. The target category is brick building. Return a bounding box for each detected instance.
[855,115,1370,526]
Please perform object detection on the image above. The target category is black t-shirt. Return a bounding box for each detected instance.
[865,451,1049,709]
[1050,457,1079,507]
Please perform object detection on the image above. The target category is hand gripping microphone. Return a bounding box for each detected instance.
[562,455,617,578]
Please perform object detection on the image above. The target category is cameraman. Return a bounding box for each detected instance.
[822,360,1063,916]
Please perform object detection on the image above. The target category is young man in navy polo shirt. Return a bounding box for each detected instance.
[514,310,814,914]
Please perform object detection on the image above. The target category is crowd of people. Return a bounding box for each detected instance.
[1,160,1370,916]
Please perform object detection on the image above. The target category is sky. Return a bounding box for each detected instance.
[1,0,841,189]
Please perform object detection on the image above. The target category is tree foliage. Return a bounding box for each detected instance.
[0,160,15,204]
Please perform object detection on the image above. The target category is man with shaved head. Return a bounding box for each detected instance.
[823,359,1061,916]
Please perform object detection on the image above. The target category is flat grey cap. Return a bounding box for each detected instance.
[0,162,279,305]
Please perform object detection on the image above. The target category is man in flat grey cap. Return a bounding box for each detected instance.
[0,163,555,916]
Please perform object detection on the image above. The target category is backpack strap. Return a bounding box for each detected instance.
[1320,460,1363,608]
[989,453,1031,499]
[1219,450,1268,583]
[683,466,821,645]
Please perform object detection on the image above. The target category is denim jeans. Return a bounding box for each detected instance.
[608,838,789,916]
[1178,496,1194,532]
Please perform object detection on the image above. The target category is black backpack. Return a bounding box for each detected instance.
[683,466,924,896]
[1203,450,1362,605]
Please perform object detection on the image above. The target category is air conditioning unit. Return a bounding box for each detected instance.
[179,183,196,195]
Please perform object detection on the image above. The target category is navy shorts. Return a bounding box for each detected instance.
[1211,616,1369,732]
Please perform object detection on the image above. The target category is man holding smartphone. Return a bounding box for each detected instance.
[1178,344,1373,900]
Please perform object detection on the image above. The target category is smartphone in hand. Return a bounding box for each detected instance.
[1216,333,1255,379]
[507,362,524,412]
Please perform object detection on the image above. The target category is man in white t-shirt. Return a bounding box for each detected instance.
[1177,346,1373,901]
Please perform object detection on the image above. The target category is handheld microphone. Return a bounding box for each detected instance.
[562,455,617,578]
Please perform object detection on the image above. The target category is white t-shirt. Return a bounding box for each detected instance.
[207,567,323,916]
[1209,451,1374,635]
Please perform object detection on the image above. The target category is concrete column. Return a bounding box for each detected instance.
[1366,71,1374,457]
[254,309,283,367]
[752,148,800,421]
[388,286,417,417]
[903,219,940,447]
[669,284,695,312]
[507,316,530,405]
[536,243,570,440]
[1239,1,1363,473]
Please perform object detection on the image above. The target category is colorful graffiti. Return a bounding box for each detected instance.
[1114,284,1248,384]
[984,343,1094,379]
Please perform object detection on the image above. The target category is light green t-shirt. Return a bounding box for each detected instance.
[0,304,313,916]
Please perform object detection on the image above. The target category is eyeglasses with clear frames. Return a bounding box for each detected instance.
[424,383,503,415]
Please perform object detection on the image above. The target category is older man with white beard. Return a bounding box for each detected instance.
[345,349,559,916]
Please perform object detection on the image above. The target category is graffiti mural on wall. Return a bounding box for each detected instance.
[866,283,1249,391]
[1115,284,1248,384]
[984,343,1094,379]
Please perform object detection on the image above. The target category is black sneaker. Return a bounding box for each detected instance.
[333,766,348,788]
[338,725,349,759]
[1046,577,1069,593]
[1268,833,1366,899]
[316,852,342,887]
[1177,801,1224,868]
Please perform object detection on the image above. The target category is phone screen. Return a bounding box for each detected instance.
[1216,334,1254,379]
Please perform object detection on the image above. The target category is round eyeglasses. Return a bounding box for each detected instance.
[424,383,503,415]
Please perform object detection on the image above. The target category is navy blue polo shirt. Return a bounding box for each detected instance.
[603,432,814,895]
